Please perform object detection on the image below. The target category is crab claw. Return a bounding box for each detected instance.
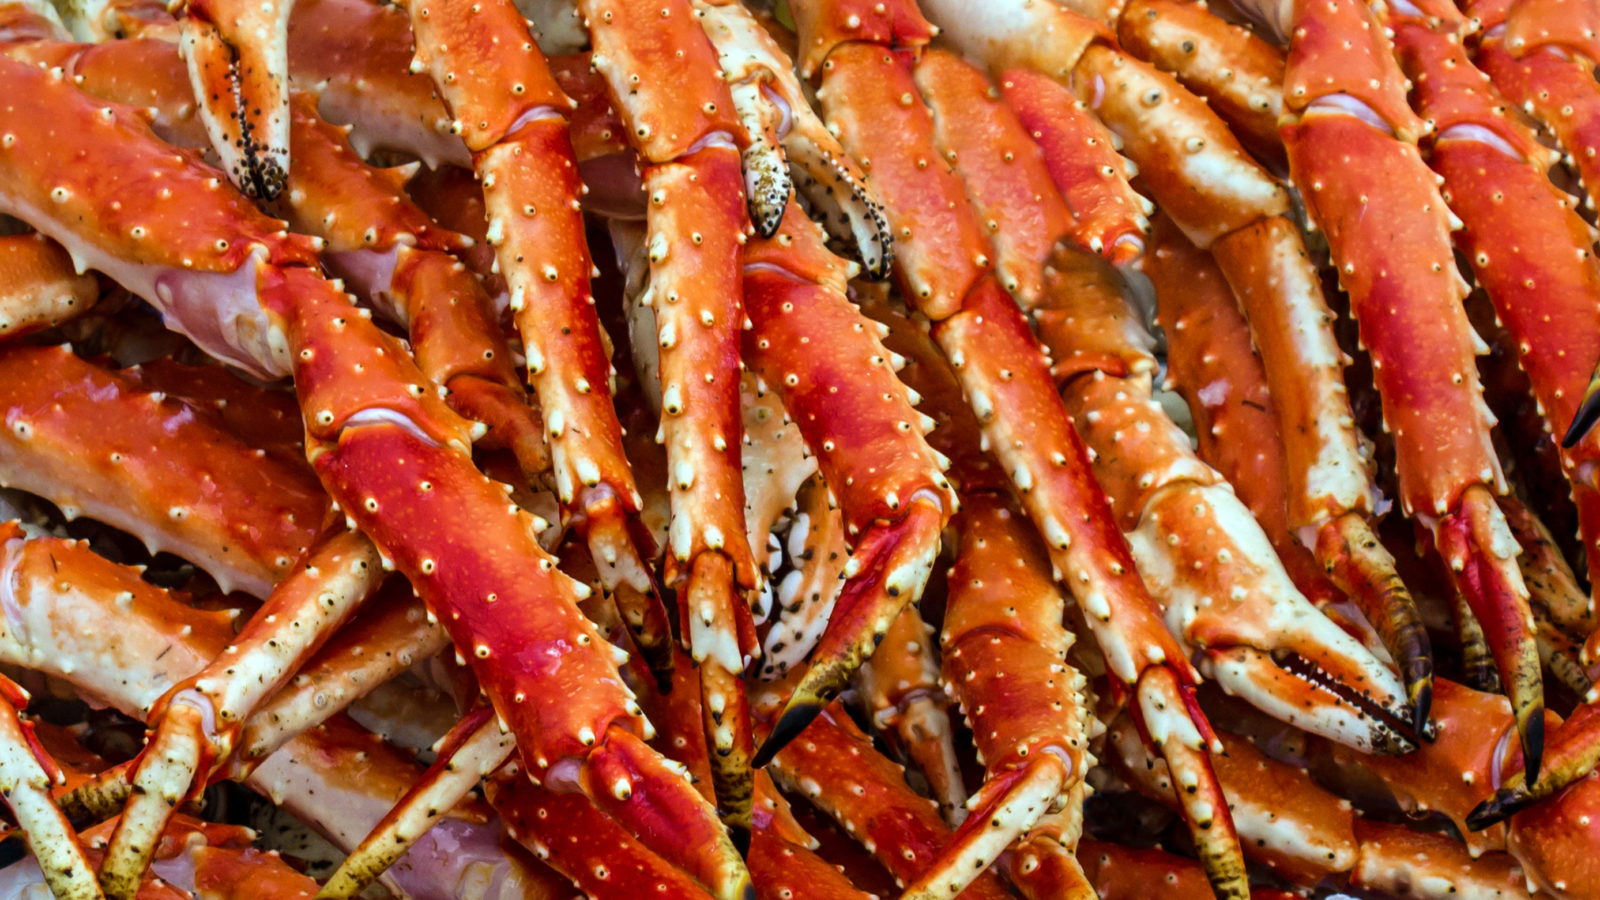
[1467,702,1600,830]
[179,0,293,200]
[752,501,944,768]
[1063,373,1419,756]
[1434,485,1545,784]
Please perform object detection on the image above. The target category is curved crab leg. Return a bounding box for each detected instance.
[0,671,104,900]
[1145,215,1344,609]
[1251,0,1541,777]
[235,589,449,771]
[399,0,673,686]
[570,0,764,840]
[693,0,892,275]
[105,527,386,889]
[1043,263,1413,755]
[176,0,292,198]
[1385,8,1600,786]
[855,293,1100,898]
[920,0,1435,732]
[0,344,328,598]
[0,58,751,900]
[0,528,551,899]
[741,205,953,764]
[856,604,967,825]
[779,10,1244,894]
[1112,705,1541,897]
[758,698,1013,900]
[909,495,1097,900]
[0,232,99,341]
[318,707,516,897]
[280,92,554,485]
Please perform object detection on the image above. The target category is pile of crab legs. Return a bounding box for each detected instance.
[0,0,1596,894]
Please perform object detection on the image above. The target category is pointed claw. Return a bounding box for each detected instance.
[1117,476,1417,754]
[0,676,103,900]
[689,555,755,848]
[1133,669,1250,900]
[587,510,676,692]
[1210,647,1416,755]
[581,728,754,900]
[1435,486,1544,784]
[752,502,943,768]
[1315,513,1434,730]
[180,0,293,199]
[319,708,515,898]
[899,755,1069,900]
[99,700,210,899]
[1467,702,1600,830]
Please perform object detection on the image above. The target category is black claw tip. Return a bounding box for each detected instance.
[1521,709,1546,788]
[730,823,751,857]
[752,699,824,769]
[1410,681,1434,740]
[1465,788,1526,831]
[1563,390,1600,449]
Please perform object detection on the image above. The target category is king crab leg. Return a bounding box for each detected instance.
[0,232,99,341]
[0,671,103,900]
[0,344,328,598]
[0,521,549,899]
[921,0,1437,731]
[740,205,954,766]
[1110,697,1543,898]
[774,4,1247,894]
[0,57,751,899]
[856,604,967,825]
[1207,0,1543,779]
[397,0,677,693]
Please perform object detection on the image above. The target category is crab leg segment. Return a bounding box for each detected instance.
[0,344,327,598]
[572,0,762,840]
[279,93,553,481]
[741,206,952,764]
[315,420,749,900]
[1114,0,1287,167]
[1059,364,1414,754]
[318,708,516,897]
[1114,704,1543,897]
[857,604,967,825]
[0,232,98,340]
[0,525,544,899]
[104,527,385,892]
[0,57,751,899]
[904,495,1096,900]
[177,0,292,199]
[918,0,1433,730]
[996,68,1150,267]
[1145,216,1342,609]
[0,667,103,900]
[762,702,1012,900]
[399,0,674,686]
[1250,0,1541,776]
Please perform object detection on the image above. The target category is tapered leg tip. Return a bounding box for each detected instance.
[752,699,825,769]
[1409,679,1434,740]
[1520,709,1546,788]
